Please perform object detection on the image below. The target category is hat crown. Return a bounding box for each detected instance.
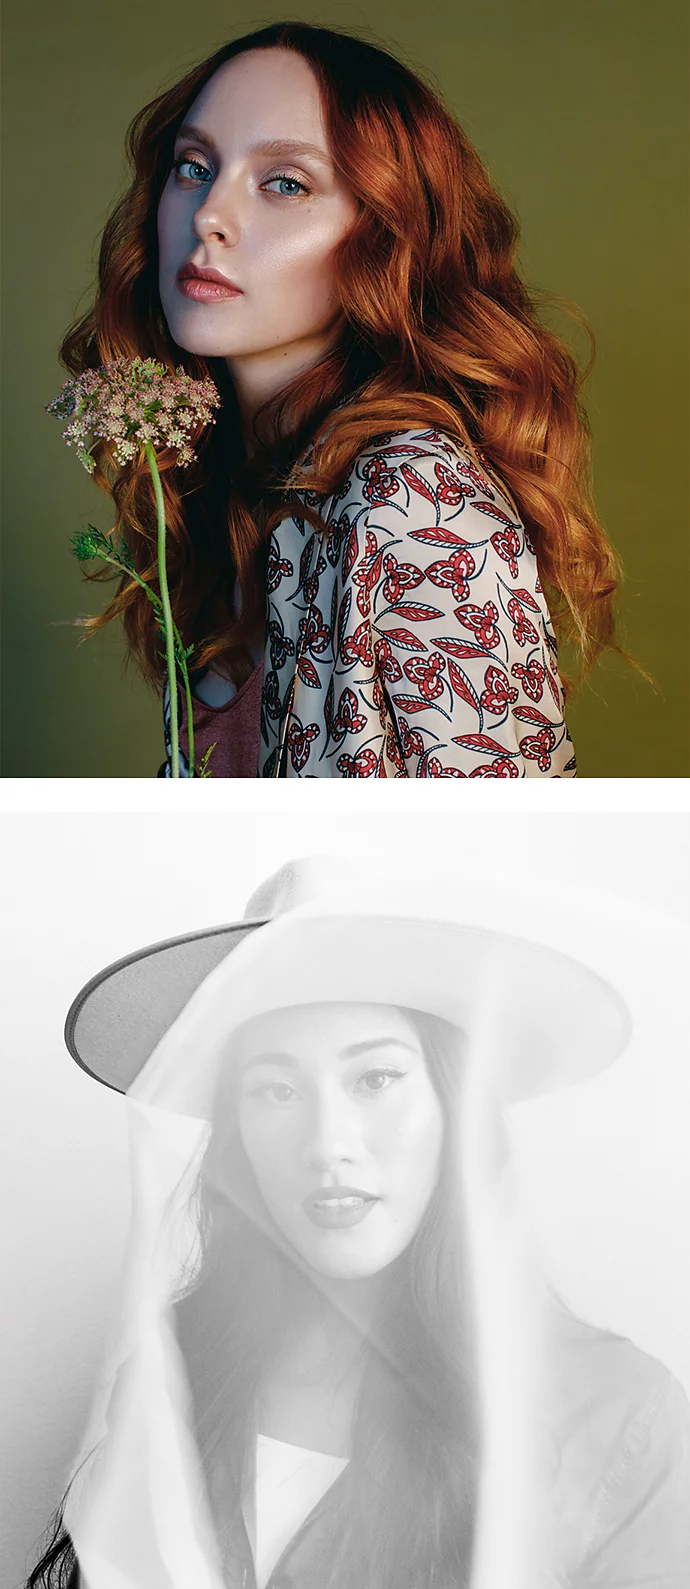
[243,854,359,922]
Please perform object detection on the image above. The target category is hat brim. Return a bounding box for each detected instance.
[65,917,269,1094]
[65,909,631,1108]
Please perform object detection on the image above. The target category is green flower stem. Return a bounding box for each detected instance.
[77,539,196,776]
[144,442,181,777]
[180,648,195,778]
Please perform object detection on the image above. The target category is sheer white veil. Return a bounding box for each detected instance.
[59,853,680,1589]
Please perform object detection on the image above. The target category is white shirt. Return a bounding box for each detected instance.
[246,1434,349,1589]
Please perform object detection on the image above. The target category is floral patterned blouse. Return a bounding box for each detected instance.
[163,424,576,778]
[259,426,576,778]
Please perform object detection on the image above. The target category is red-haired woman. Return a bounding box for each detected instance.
[58,20,621,776]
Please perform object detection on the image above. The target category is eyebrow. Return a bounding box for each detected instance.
[241,1037,420,1073]
[174,123,332,166]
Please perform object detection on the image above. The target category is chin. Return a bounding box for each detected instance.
[299,1239,397,1282]
[305,1257,382,1280]
[164,322,226,355]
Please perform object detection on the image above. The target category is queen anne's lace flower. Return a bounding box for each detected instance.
[46,355,222,777]
[46,355,221,471]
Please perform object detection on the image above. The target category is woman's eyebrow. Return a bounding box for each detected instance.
[340,1038,419,1060]
[242,1053,298,1072]
[242,1037,418,1072]
[174,123,332,166]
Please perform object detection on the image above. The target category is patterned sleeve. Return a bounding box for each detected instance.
[359,439,575,777]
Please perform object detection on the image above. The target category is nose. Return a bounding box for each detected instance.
[300,1087,364,1176]
[192,183,242,248]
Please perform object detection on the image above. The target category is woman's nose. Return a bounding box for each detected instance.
[300,1091,364,1174]
[193,195,241,248]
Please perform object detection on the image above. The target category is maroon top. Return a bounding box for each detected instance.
[178,660,264,778]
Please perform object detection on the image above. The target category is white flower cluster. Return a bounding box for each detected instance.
[46,354,221,471]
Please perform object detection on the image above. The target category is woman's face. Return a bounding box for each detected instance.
[234,1002,445,1280]
[157,48,358,400]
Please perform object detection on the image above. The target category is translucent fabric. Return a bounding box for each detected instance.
[61,857,690,1589]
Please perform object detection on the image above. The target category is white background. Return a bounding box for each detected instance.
[2,809,689,1587]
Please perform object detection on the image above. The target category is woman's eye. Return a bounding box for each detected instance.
[252,1080,297,1104]
[261,173,311,198]
[173,156,212,183]
[357,1068,405,1094]
[171,159,310,198]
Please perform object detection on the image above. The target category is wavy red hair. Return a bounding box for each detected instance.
[56,18,622,690]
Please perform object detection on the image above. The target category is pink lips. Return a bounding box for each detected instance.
[302,1186,379,1231]
[178,277,243,301]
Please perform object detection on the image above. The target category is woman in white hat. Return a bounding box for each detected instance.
[27,855,690,1589]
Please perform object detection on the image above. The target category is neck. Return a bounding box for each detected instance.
[308,1272,387,1336]
[275,1260,402,1379]
[226,324,343,461]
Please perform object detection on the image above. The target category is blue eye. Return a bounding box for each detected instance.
[173,156,212,183]
[171,159,310,198]
[261,173,311,198]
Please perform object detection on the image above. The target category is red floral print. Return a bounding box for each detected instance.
[426,545,476,603]
[287,719,320,773]
[374,636,403,683]
[512,657,545,701]
[419,754,466,777]
[341,619,374,669]
[330,686,367,745]
[454,600,501,649]
[507,596,540,649]
[361,455,400,503]
[469,757,520,778]
[398,718,425,760]
[267,546,294,593]
[246,423,576,778]
[385,725,406,773]
[480,666,519,714]
[381,552,425,604]
[336,747,379,776]
[403,653,446,702]
[490,527,521,580]
[298,605,331,658]
[434,461,472,505]
[519,726,557,771]
[351,531,384,617]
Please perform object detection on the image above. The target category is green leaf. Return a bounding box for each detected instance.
[116,540,136,571]
[197,741,217,777]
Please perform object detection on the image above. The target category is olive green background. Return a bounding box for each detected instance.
[2,0,688,777]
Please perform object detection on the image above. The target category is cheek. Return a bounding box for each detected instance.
[239,1110,298,1194]
[385,1095,444,1210]
[157,194,178,264]
[157,183,193,254]
[261,211,348,291]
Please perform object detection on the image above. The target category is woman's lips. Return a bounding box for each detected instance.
[178,277,243,301]
[302,1187,380,1230]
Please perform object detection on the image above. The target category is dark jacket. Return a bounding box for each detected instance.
[64,1304,690,1589]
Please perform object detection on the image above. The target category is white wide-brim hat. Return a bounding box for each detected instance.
[64,852,636,1118]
